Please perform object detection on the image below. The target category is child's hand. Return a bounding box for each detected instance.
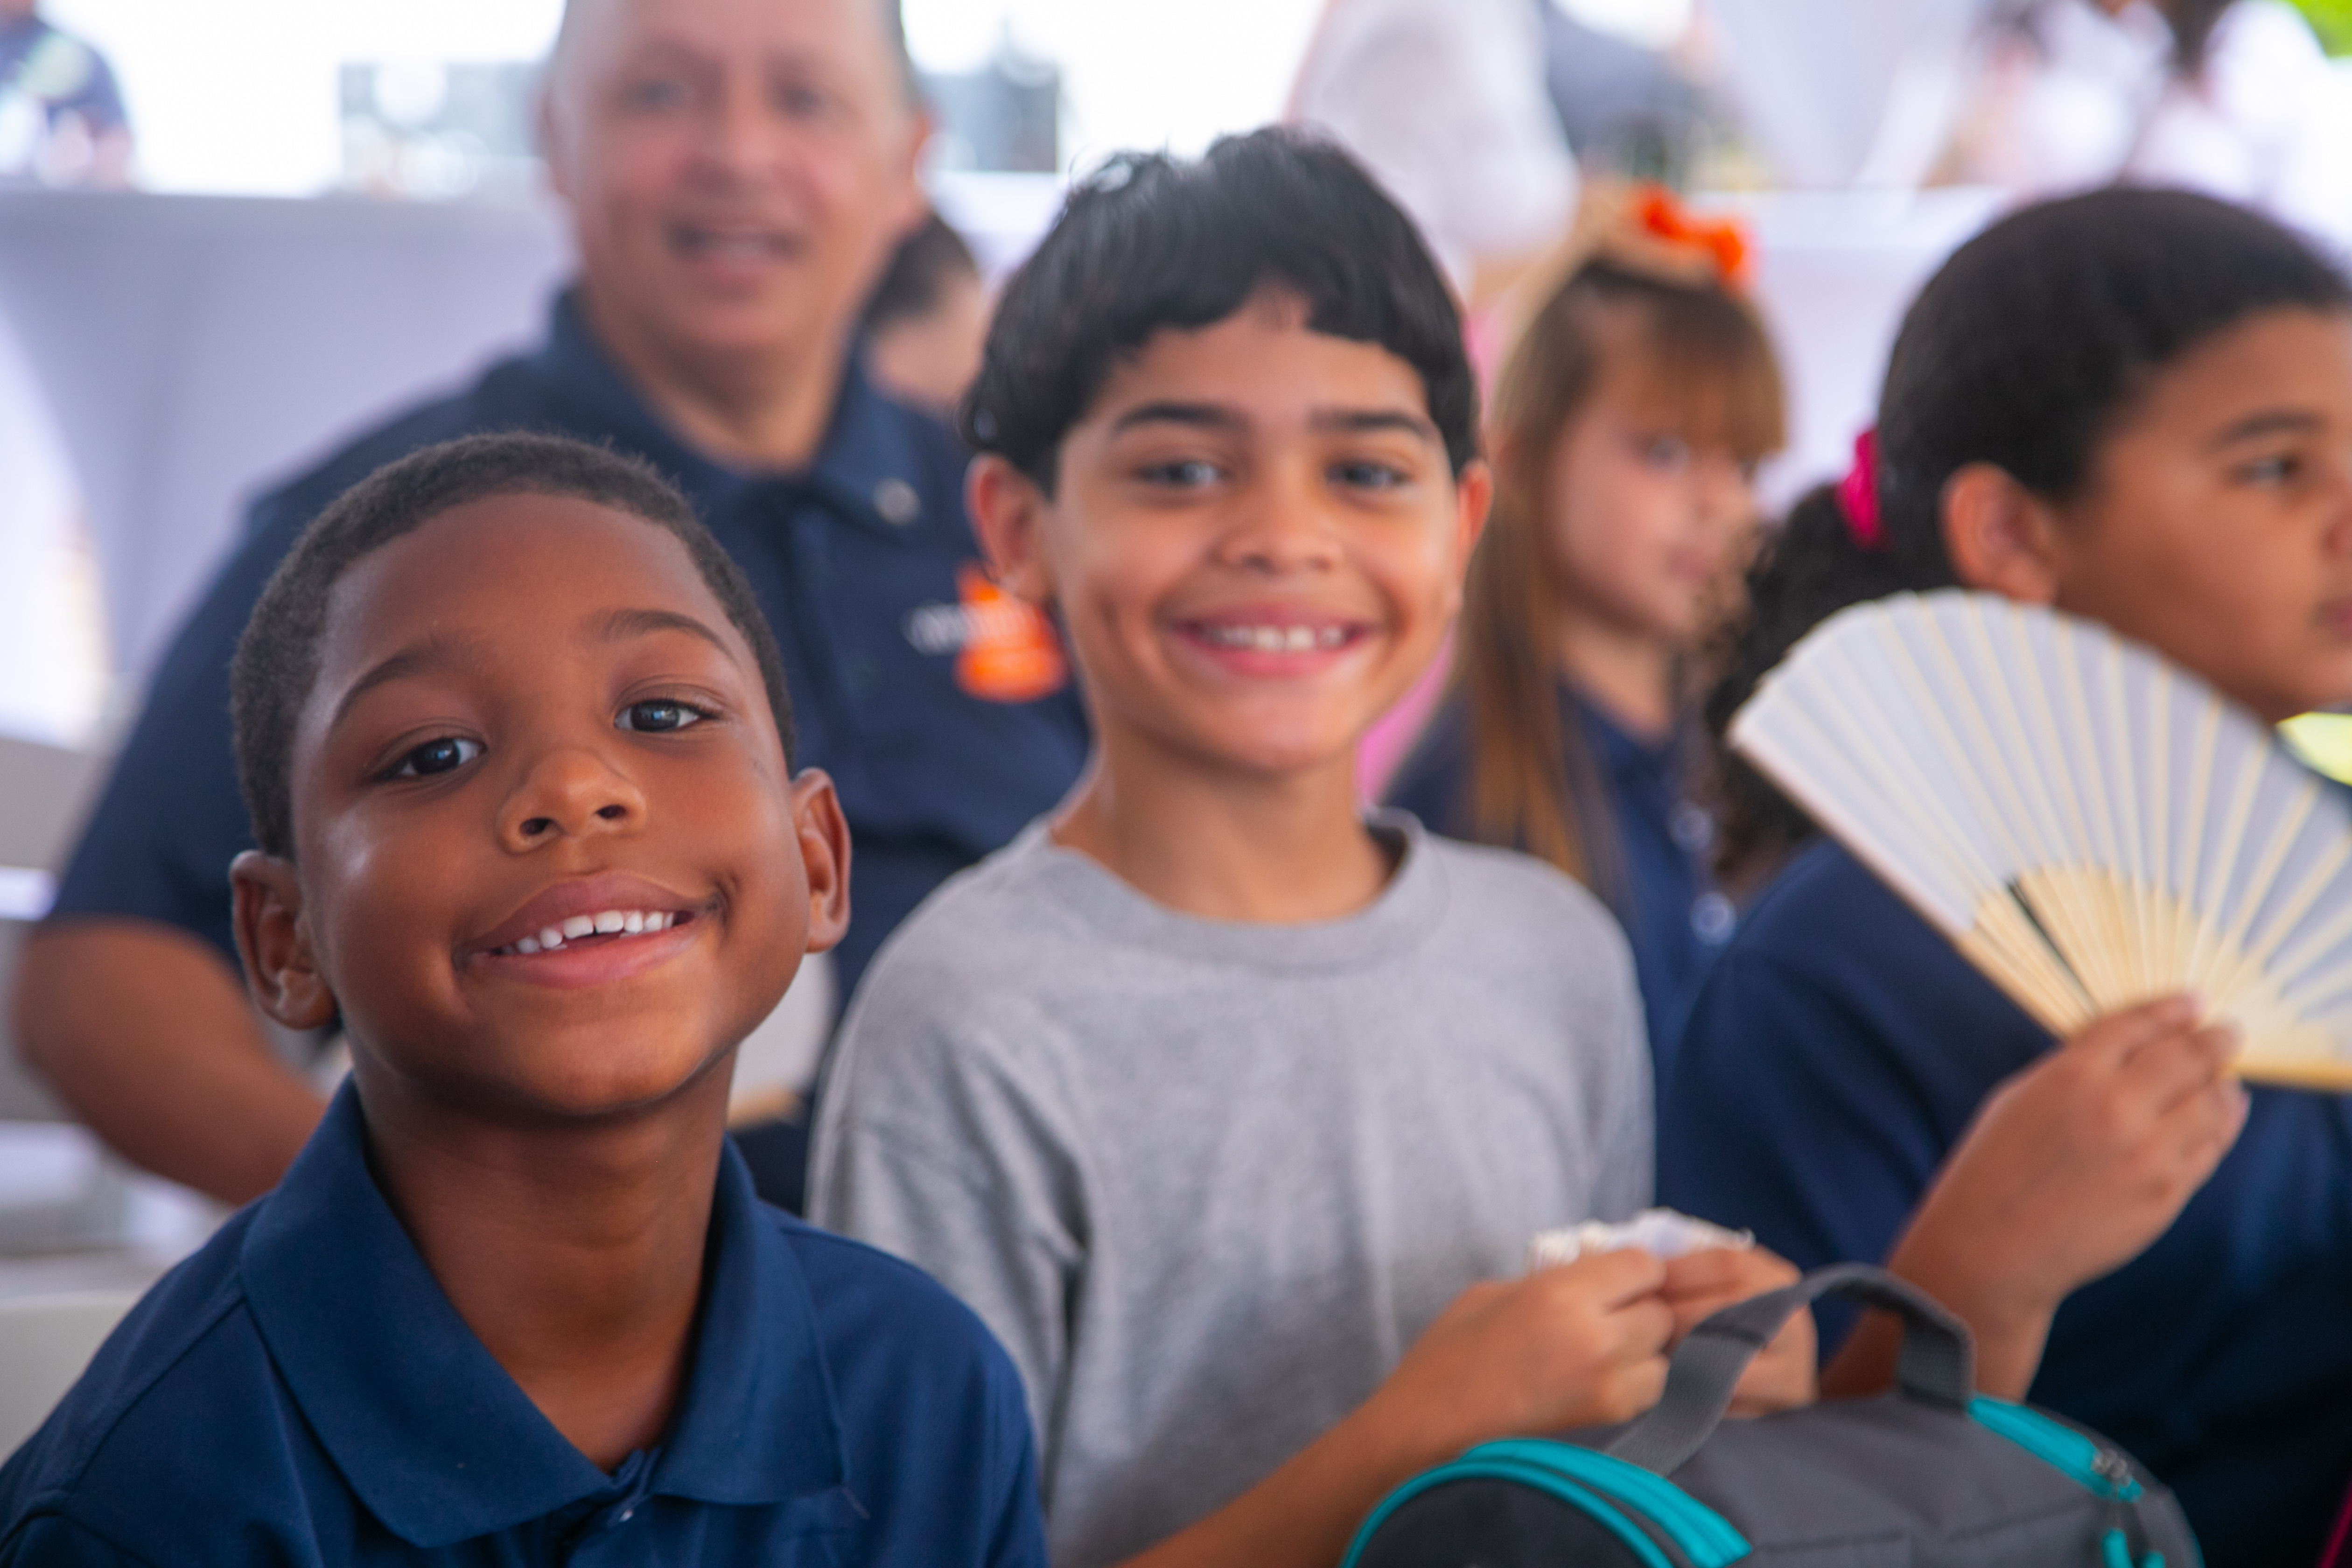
[1362,1250,1675,1456]
[1888,995,2247,1390]
[1659,1247,1814,1417]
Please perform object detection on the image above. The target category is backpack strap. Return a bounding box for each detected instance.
[1607,1262,1975,1476]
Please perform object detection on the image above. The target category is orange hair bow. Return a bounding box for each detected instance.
[1633,185,1753,291]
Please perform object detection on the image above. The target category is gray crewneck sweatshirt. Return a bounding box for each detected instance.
[809,813,1651,1568]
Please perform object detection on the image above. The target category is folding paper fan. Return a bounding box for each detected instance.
[1728,589,2352,1089]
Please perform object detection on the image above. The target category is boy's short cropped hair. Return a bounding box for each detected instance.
[961,125,1479,490]
[230,431,795,860]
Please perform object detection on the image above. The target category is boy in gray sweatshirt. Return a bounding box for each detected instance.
[810,128,1813,1568]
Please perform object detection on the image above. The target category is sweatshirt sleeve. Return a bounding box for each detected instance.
[809,958,1089,1477]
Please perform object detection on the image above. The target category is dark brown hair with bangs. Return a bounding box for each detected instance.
[1452,258,1783,895]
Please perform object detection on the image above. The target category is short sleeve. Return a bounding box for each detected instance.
[810,969,1088,1469]
[981,1350,1050,1568]
[46,498,305,964]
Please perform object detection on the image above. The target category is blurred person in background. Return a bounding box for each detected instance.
[0,0,132,188]
[11,0,1088,1212]
[1539,3,1715,187]
[1706,0,2352,249]
[1288,0,1581,308]
[1387,189,1784,1080]
[860,208,989,414]
[1950,0,2352,251]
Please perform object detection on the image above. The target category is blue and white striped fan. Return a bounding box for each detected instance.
[1730,589,2352,1088]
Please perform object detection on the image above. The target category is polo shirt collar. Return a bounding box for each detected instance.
[1564,683,1682,789]
[240,1083,849,1548]
[535,286,935,535]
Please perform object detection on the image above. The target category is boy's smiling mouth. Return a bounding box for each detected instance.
[494,909,685,957]
[1190,622,1357,653]
[1172,610,1373,672]
[464,873,706,980]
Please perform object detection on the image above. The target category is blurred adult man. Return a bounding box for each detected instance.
[14,0,1087,1208]
[0,0,132,188]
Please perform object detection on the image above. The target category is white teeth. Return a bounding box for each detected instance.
[502,910,682,955]
[1205,623,1347,653]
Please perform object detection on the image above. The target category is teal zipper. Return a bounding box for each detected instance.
[1339,1454,1679,1568]
[1464,1441,1750,1566]
[1968,1397,2142,1501]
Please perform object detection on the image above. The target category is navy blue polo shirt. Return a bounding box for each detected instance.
[1386,686,1734,1078]
[1657,839,2352,1568]
[0,1083,1046,1566]
[48,289,1089,1001]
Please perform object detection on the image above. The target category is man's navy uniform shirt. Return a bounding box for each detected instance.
[49,290,1089,1002]
[1657,838,2352,1568]
[1387,685,1735,1078]
[0,1084,1046,1566]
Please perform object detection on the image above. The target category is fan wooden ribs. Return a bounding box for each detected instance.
[1731,590,2352,1088]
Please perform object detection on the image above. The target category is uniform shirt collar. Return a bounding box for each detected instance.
[1565,684,1684,787]
[537,285,938,534]
[239,1083,849,1549]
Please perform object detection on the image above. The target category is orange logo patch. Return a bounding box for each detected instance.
[910,563,1067,703]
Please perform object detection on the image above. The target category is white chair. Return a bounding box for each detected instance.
[0,1289,138,1456]
[0,732,103,1125]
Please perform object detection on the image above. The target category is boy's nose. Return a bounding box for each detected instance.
[2324,459,2352,557]
[497,747,648,850]
[1217,477,1345,573]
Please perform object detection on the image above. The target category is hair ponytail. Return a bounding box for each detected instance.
[1704,483,1930,889]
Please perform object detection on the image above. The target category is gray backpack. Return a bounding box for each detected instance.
[1340,1265,2200,1568]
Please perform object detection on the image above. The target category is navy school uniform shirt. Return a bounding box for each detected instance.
[1657,838,2352,1568]
[0,1083,1047,1567]
[1386,685,1735,1079]
[47,288,1089,1002]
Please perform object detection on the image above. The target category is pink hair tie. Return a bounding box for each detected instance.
[1836,429,1885,551]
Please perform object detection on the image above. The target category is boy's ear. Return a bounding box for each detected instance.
[1453,457,1495,562]
[1941,462,2062,604]
[1440,458,1495,620]
[786,770,853,954]
[967,454,1058,606]
[230,851,338,1031]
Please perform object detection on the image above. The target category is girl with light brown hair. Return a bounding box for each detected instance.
[1387,189,1785,1070]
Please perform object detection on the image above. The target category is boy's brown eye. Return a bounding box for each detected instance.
[390,736,481,779]
[619,700,706,734]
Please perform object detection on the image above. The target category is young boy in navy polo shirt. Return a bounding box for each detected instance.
[0,434,1045,1567]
